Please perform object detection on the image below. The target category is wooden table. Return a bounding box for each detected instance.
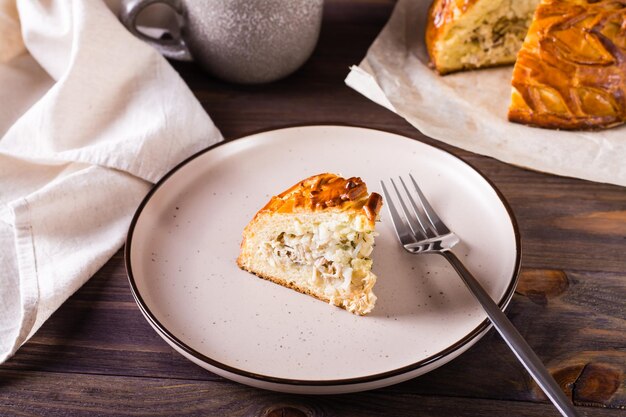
[2,1,625,415]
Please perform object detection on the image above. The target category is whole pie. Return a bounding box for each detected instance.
[508,0,626,130]
[425,0,626,130]
[237,173,383,315]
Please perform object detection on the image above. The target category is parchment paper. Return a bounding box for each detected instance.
[345,0,626,187]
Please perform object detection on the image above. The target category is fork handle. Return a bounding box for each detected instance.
[441,250,581,417]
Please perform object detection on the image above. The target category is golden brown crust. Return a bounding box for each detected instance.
[508,0,626,130]
[257,173,382,224]
[426,0,453,74]
[364,193,383,221]
[425,0,483,74]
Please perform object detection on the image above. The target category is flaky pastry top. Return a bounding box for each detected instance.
[509,0,626,129]
[259,173,383,224]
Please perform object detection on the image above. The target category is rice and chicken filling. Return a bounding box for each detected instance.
[259,221,375,296]
[460,16,530,66]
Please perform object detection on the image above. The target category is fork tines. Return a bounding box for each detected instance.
[380,174,458,251]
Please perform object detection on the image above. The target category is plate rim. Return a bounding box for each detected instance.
[125,124,522,387]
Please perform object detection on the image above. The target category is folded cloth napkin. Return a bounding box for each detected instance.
[0,0,222,363]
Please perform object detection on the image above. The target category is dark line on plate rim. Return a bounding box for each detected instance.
[125,124,522,388]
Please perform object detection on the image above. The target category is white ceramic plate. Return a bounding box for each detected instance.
[126,125,520,394]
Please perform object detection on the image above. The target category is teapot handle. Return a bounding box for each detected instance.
[120,0,192,61]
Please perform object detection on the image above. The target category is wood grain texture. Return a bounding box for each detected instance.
[1,0,626,415]
[1,370,621,417]
[512,270,626,409]
[554,211,626,236]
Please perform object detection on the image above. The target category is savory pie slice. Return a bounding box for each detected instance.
[237,173,383,315]
[508,0,626,129]
[426,0,540,74]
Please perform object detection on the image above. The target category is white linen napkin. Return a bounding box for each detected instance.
[0,0,223,363]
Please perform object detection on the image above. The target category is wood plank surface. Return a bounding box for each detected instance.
[2,370,622,417]
[1,0,625,415]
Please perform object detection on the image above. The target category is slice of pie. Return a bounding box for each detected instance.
[425,0,540,74]
[237,173,383,315]
[508,0,626,129]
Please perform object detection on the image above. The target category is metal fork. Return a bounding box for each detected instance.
[381,174,580,417]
